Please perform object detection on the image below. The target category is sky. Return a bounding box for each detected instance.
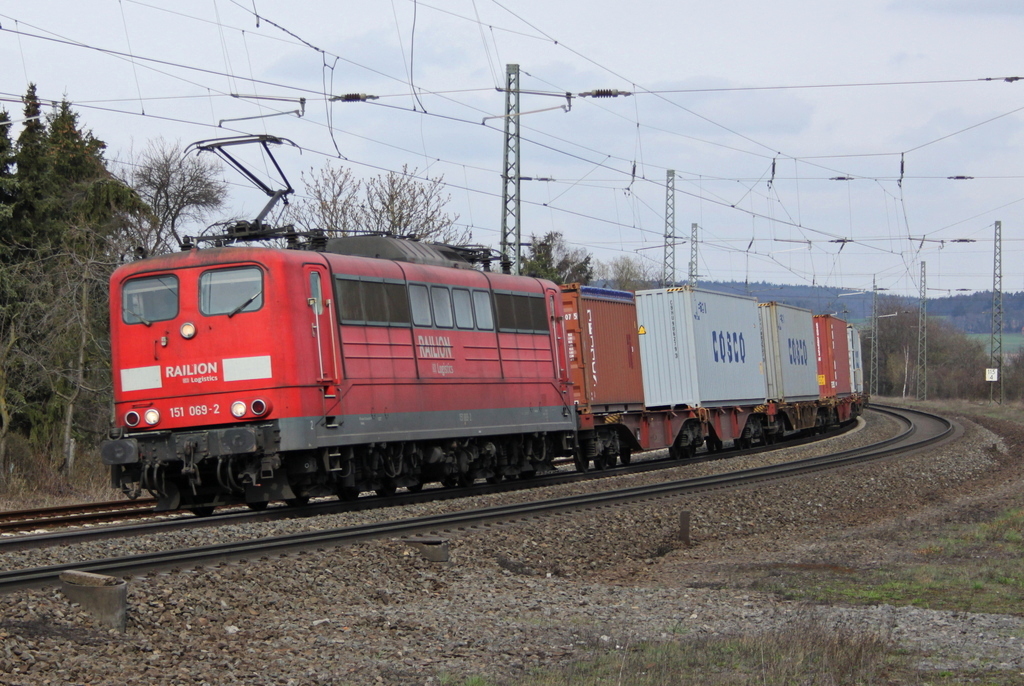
[1,0,1023,299]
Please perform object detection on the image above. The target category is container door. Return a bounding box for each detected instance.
[548,289,568,382]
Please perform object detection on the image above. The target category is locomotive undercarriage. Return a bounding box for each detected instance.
[106,428,573,515]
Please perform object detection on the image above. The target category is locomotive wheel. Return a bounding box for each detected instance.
[189,506,216,517]
[573,451,589,474]
[376,484,397,498]
[486,474,504,484]
[336,487,360,502]
[246,501,269,512]
[406,482,424,493]
[285,496,310,508]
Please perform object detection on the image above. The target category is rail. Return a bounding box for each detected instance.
[0,405,953,592]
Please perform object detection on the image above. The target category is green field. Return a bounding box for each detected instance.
[966,332,1024,355]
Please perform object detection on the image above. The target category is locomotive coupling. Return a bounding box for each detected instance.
[100,438,140,465]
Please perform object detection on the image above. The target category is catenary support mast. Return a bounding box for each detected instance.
[500,64,521,275]
[662,170,675,287]
[916,261,927,400]
[990,220,1003,404]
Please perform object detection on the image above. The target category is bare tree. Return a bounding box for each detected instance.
[0,325,15,482]
[356,165,468,244]
[287,163,468,245]
[123,138,228,255]
[0,259,48,482]
[286,162,361,235]
[596,255,658,292]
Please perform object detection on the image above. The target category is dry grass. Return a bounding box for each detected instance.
[0,434,121,510]
[876,395,1024,426]
[486,617,902,686]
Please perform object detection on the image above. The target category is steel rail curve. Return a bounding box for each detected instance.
[0,415,861,546]
[0,405,953,593]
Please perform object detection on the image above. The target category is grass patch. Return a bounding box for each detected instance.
[879,396,1024,427]
[450,618,1021,685]
[753,508,1024,616]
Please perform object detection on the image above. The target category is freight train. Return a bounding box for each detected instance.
[100,229,866,515]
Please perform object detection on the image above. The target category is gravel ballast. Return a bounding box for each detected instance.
[2,409,1023,685]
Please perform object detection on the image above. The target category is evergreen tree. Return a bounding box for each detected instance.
[0,86,149,483]
[520,231,594,285]
[8,85,49,258]
[0,110,16,263]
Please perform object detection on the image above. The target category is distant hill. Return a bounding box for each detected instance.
[683,281,1024,334]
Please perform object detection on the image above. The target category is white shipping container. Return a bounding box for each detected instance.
[635,286,767,408]
[847,325,864,394]
[758,302,820,403]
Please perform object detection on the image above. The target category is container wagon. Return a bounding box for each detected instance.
[812,314,865,424]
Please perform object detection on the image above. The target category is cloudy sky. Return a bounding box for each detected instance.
[1,0,1022,298]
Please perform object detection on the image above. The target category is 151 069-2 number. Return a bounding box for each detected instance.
[169,404,221,418]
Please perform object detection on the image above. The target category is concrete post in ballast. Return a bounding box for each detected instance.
[405,537,450,562]
[678,511,691,546]
[60,570,128,632]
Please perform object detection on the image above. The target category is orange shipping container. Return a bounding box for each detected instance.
[813,314,853,398]
[561,285,645,413]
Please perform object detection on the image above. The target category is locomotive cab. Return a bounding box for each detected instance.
[102,247,337,513]
[101,240,577,514]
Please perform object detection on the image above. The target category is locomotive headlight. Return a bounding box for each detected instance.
[180,322,196,339]
[250,398,269,416]
[143,409,161,426]
[125,411,141,427]
[231,401,247,418]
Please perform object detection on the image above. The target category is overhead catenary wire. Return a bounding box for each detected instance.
[2,3,1018,297]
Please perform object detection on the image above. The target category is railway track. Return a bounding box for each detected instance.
[0,498,159,534]
[0,412,860,546]
[0,405,952,592]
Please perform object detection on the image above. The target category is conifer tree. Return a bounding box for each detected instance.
[0,85,148,482]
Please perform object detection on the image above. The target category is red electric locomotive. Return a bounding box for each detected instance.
[101,234,577,514]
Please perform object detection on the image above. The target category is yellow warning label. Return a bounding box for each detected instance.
[638,325,647,335]
[817,374,826,385]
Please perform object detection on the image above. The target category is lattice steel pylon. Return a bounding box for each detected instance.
[688,223,698,286]
[499,64,521,275]
[662,170,675,287]
[991,220,1004,404]
[916,261,927,400]
[870,276,879,397]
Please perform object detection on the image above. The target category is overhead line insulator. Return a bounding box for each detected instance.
[579,89,632,98]
[331,93,379,102]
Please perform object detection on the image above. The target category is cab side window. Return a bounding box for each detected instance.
[336,277,412,325]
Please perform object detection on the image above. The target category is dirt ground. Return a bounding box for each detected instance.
[633,409,1024,606]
